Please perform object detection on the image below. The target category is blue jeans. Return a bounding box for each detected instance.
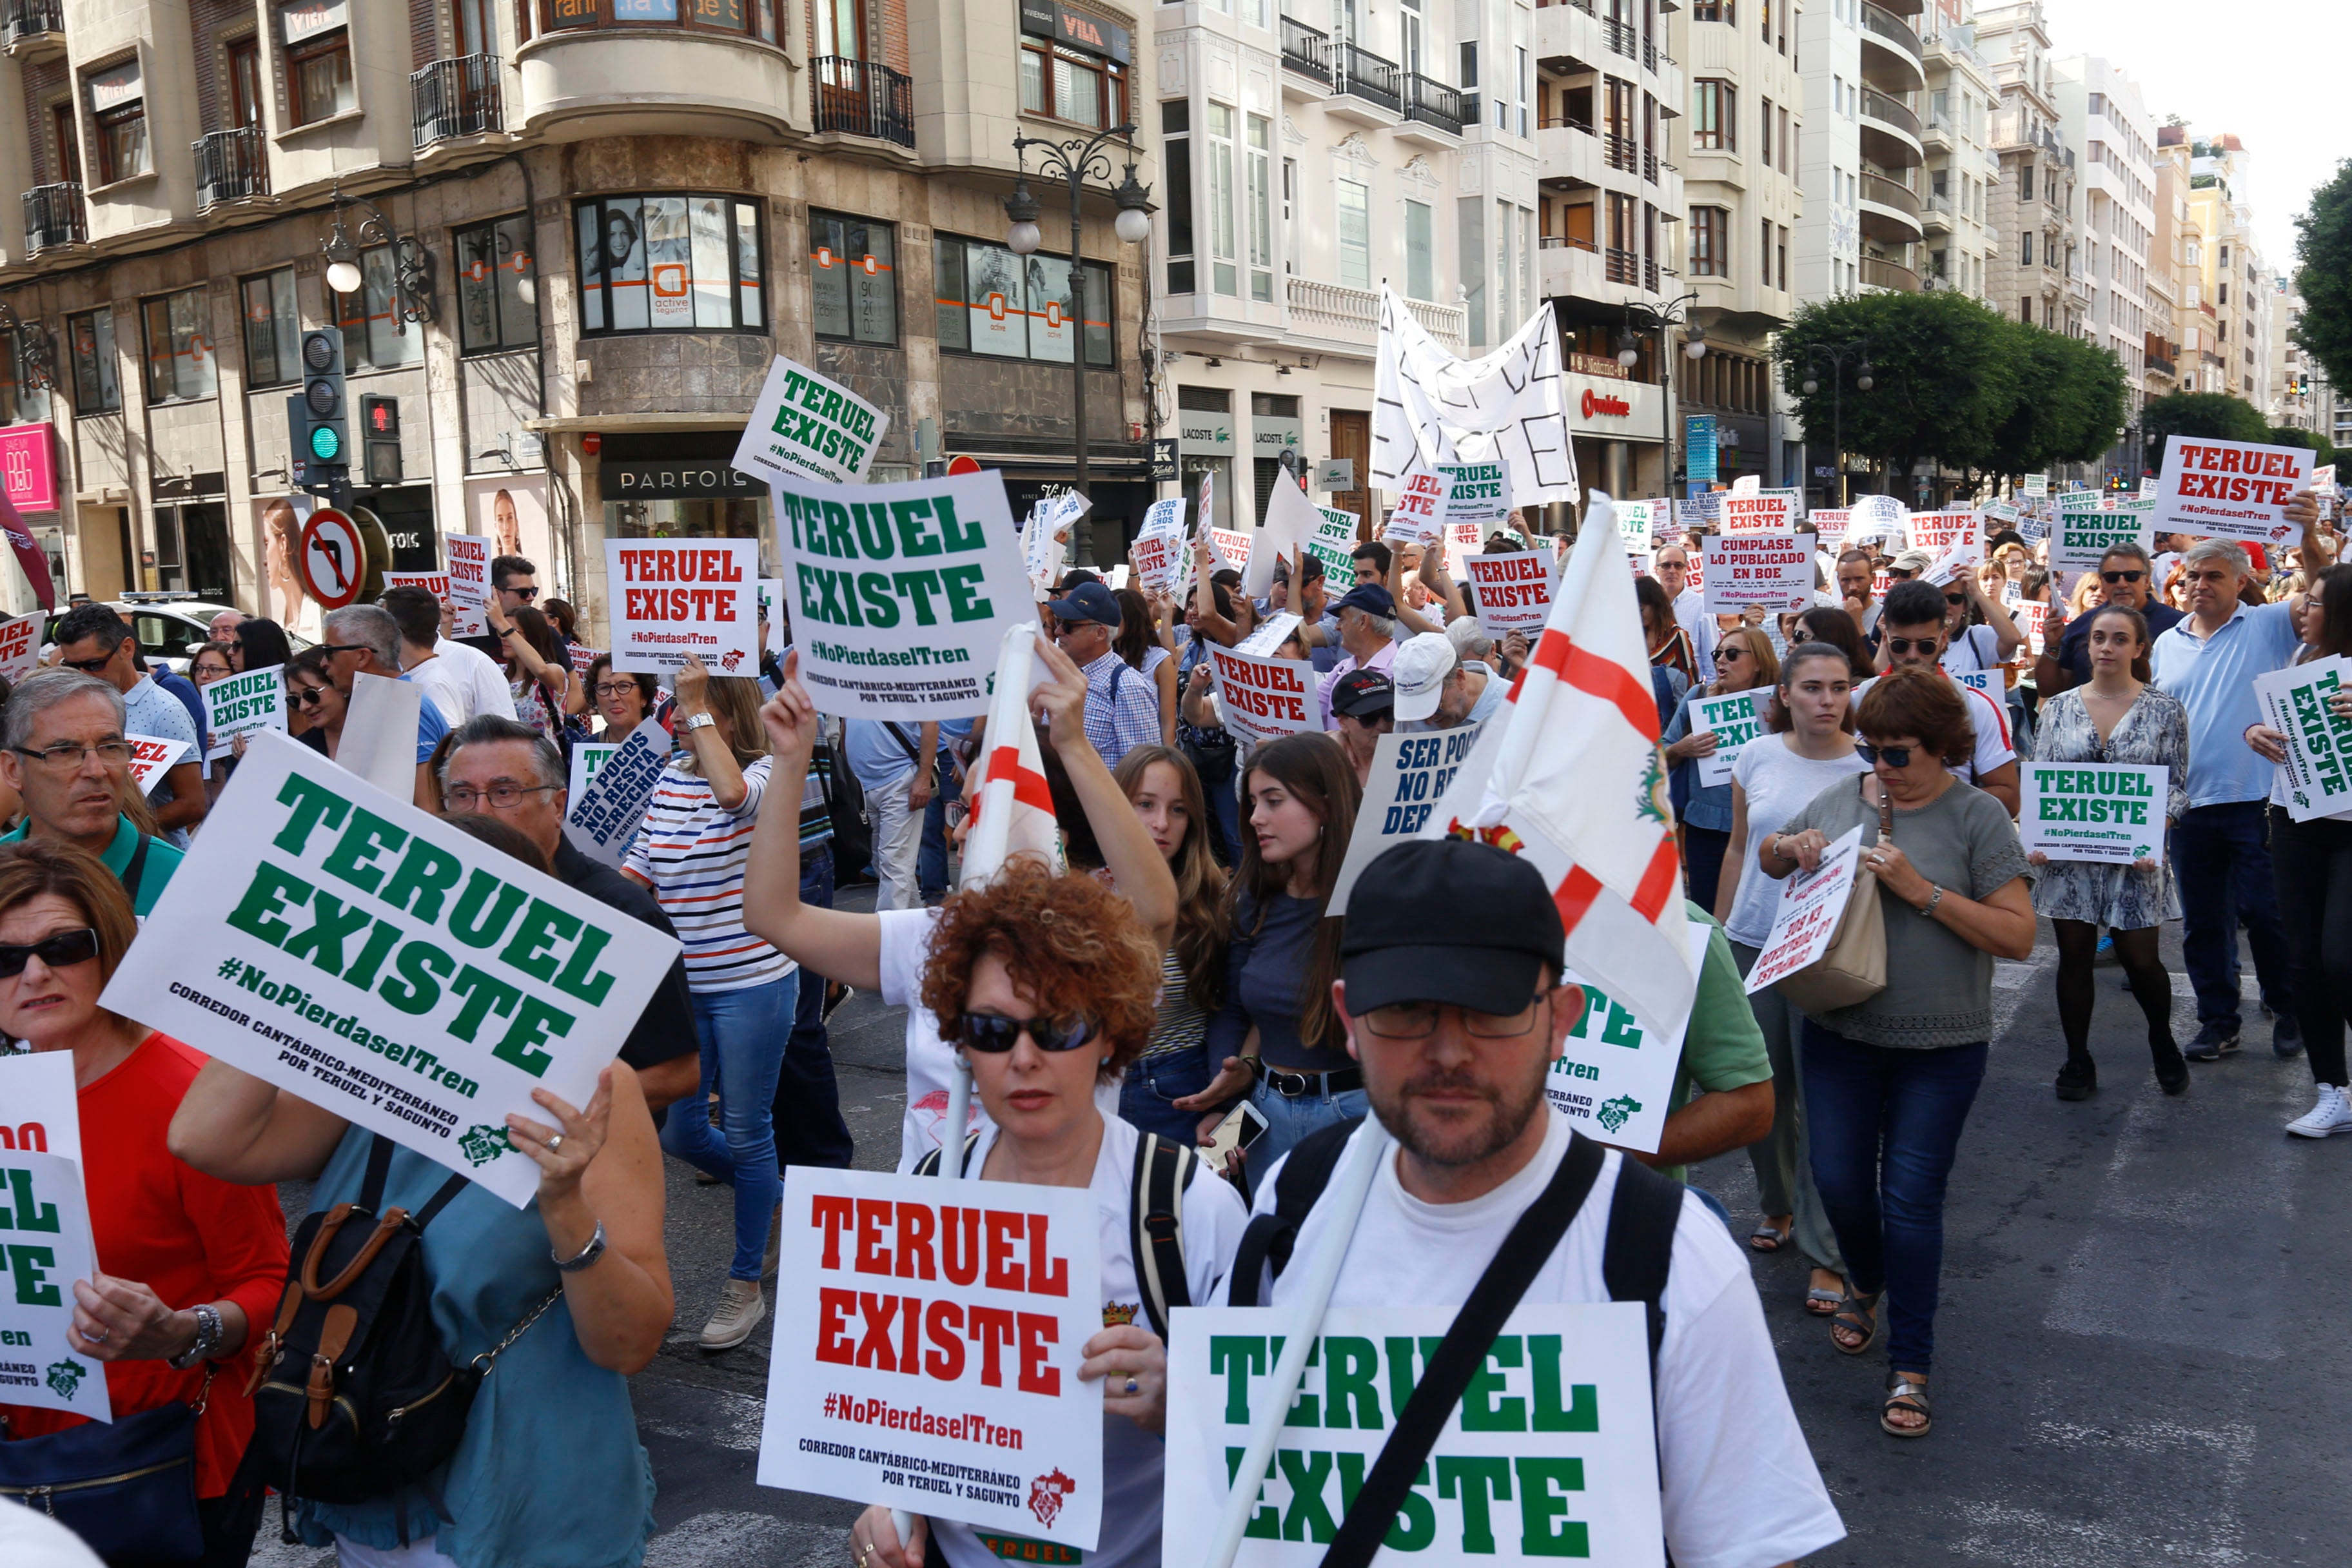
[1121,1045,1219,1145]
[1801,1024,1988,1375]
[1244,1076,1369,1197]
[663,972,799,1280]
[773,845,854,1170]
[919,757,959,897]
[2174,800,2295,1030]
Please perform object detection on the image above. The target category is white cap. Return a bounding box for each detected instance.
[1391,631,1457,722]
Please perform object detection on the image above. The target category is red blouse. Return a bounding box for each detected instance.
[0,1035,290,1498]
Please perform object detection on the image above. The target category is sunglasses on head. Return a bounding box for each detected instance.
[2100,569,2145,584]
[955,1012,1095,1054]
[1855,741,1915,769]
[1883,635,1939,656]
[0,927,100,979]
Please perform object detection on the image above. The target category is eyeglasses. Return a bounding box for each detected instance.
[1712,646,1747,662]
[2100,570,2146,584]
[290,685,328,708]
[444,781,561,811]
[1361,995,1546,1039]
[1883,636,1940,656]
[594,681,641,699]
[319,642,370,658]
[502,586,540,602]
[11,741,133,770]
[59,652,117,674]
[1855,741,1916,769]
[1052,619,1092,638]
[954,1012,1096,1054]
[0,927,100,979]
[1945,593,1967,606]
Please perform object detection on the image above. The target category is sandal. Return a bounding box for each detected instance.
[1830,1290,1881,1357]
[1881,1373,1932,1438]
[1748,1221,1792,1253]
[1805,1286,1845,1317]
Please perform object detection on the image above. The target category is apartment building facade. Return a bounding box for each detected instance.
[2185,132,2271,409]
[1917,6,1997,305]
[1790,0,1928,305]
[2054,55,2153,477]
[0,0,1159,629]
[1977,1,2080,338]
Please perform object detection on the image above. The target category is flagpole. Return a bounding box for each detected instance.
[1203,1118,1393,1568]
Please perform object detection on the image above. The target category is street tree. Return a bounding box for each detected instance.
[1776,290,2019,485]
[2292,157,2352,391]
[2141,390,2272,447]
[1986,320,2129,482]
[2266,425,2336,469]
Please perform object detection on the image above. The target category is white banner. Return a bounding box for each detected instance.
[0,615,39,685]
[1719,493,1797,533]
[2253,659,2352,822]
[1371,291,1578,506]
[734,355,890,487]
[0,1149,112,1422]
[126,734,190,794]
[2153,435,2311,545]
[605,537,761,678]
[447,533,492,637]
[2019,763,2169,864]
[564,715,672,866]
[97,732,680,1207]
[1701,531,1816,612]
[2052,495,2153,574]
[1208,643,1318,745]
[1164,1304,1664,1568]
[1743,824,1866,995]
[1550,917,1712,1153]
[1328,723,1487,913]
[1690,689,1762,789]
[756,1166,1104,1551]
[203,664,286,761]
[1465,551,1555,638]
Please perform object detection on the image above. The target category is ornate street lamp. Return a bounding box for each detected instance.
[1613,293,1705,490]
[320,182,436,333]
[1799,340,1874,506]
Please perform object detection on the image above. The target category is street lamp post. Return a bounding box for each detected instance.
[318,182,436,333]
[1006,126,1153,567]
[1799,339,1874,507]
[1614,293,1705,496]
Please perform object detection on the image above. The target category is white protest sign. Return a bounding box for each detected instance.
[0,615,39,685]
[447,533,492,637]
[2020,763,2169,864]
[1328,724,1487,913]
[567,743,620,805]
[1922,542,1979,588]
[2023,474,2050,498]
[565,715,672,866]
[126,734,190,794]
[1701,531,1816,612]
[1384,466,1446,544]
[1208,643,1318,745]
[1305,506,1359,580]
[2253,659,2352,822]
[756,1166,1104,1551]
[735,355,891,486]
[1743,824,1867,995]
[1549,917,1710,1153]
[1464,551,1554,638]
[203,664,286,761]
[1730,474,1760,496]
[337,672,424,803]
[1910,507,1981,560]
[1164,1303,1663,1568]
[0,1050,82,1164]
[605,537,762,678]
[1847,495,1909,548]
[98,731,680,1207]
[1233,611,1302,659]
[1690,689,1761,789]
[2153,435,2311,545]
[0,1149,111,1422]
[1438,460,1512,552]
[1719,492,1797,533]
[1130,529,1183,597]
[1614,499,1657,556]
[387,569,482,639]
[1673,491,1719,536]
[2052,493,2153,574]
[759,578,787,655]
[1207,527,1255,576]
[1807,509,1852,547]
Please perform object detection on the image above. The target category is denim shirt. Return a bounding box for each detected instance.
[1662,687,1737,832]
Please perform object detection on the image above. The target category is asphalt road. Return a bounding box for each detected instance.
[255,897,2352,1568]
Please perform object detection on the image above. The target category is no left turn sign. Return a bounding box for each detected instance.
[299,506,366,609]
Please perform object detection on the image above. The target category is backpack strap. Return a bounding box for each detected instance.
[1130,1133,1196,1342]
[356,1133,473,1231]
[1600,1152,1687,1380]
[1225,1117,1362,1307]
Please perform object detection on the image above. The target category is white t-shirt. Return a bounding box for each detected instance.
[403,651,471,728]
[436,637,520,723]
[878,907,1124,1171]
[1725,734,1873,948]
[1937,623,2003,674]
[1850,673,2015,785]
[1672,587,1718,668]
[1247,1113,1847,1568]
[931,1115,1250,1568]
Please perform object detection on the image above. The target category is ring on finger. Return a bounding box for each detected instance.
[1124,1377,1139,1395]
[547,1133,565,1153]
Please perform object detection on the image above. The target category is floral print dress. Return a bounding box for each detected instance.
[2028,683,2191,929]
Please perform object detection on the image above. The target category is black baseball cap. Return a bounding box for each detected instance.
[1341,839,1565,1014]
[1329,669,1395,720]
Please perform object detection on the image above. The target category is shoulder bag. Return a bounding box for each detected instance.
[0,1368,215,1561]
[1774,778,1894,1015]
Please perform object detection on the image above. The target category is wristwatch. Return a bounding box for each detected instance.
[681,711,716,734]
[554,1220,609,1274]
[168,1302,224,1369]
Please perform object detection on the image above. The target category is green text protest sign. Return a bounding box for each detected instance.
[0,1150,111,1422]
[2019,764,2169,865]
[2254,658,2352,822]
[204,664,286,761]
[735,355,891,486]
[1689,690,1760,789]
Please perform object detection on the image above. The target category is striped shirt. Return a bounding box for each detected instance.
[799,746,836,854]
[1079,649,1162,769]
[623,756,796,993]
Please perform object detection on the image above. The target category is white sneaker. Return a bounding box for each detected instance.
[2286,1083,2352,1139]
[700,1277,768,1349]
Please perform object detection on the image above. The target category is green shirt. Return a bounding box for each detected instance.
[0,816,186,916]
[1663,899,1774,1184]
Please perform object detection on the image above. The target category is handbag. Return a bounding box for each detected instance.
[1774,778,1895,1015]
[0,1367,212,1562]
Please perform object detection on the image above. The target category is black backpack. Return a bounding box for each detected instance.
[915,1129,1200,1340]
[244,1137,556,1511]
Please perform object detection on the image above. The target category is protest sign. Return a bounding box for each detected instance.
[565,715,672,865]
[1807,508,1851,547]
[1614,498,1658,556]
[384,571,450,600]
[736,355,890,487]
[1385,466,1446,544]
[1370,290,1579,507]
[1439,460,1511,544]
[1690,689,1761,789]
[1549,918,1710,1153]
[756,1166,1104,1551]
[2023,474,2050,498]
[126,734,190,794]
[2253,660,2352,822]
[1209,643,1318,745]
[1720,491,1797,533]
[1910,507,1981,560]
[0,614,37,685]
[1983,500,2020,529]
[1846,495,1908,549]
[1674,491,1720,534]
[2052,493,2152,574]
[0,1148,112,1422]
[386,569,482,639]
[203,664,286,761]
[2017,602,2049,656]
[99,731,681,1207]
[1206,527,1254,576]
[2020,763,2169,865]
[1165,1304,1665,1568]
[1233,611,1301,660]
[2153,435,2311,545]
[1464,551,1554,638]
[2017,502,2051,545]
[338,673,426,803]
[568,743,619,805]
[1700,531,1816,613]
[0,1050,81,1163]
[1130,528,1182,597]
[606,537,762,678]
[1304,505,1360,580]
[760,578,787,654]
[570,644,604,678]
[447,533,491,636]
[772,471,1035,719]
[1744,825,1867,995]
[1328,724,1486,913]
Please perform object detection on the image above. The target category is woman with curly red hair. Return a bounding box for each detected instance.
[847,854,1248,1568]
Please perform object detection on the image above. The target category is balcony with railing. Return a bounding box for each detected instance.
[1861,255,1918,292]
[1330,41,1402,120]
[1,0,63,58]
[1858,1,1926,90]
[1399,74,1465,139]
[1603,131,1640,173]
[413,54,504,149]
[1280,15,1333,87]
[23,182,84,254]
[1288,274,1464,353]
[810,57,914,148]
[193,126,269,208]
[516,19,796,142]
[1857,170,1924,242]
[1600,14,1636,58]
[1859,87,1922,167]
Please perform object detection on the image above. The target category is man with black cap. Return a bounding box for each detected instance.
[1328,668,1395,786]
[1044,577,1161,768]
[1228,838,1843,1567]
[1315,582,1400,729]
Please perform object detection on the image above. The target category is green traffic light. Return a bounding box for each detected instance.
[309,426,343,461]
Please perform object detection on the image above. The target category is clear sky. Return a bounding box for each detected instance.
[2033,0,2344,272]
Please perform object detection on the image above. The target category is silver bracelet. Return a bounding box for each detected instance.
[553,1220,609,1274]
[167,1302,224,1369]
[1919,885,1945,918]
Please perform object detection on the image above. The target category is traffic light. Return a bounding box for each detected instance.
[299,329,349,473]
[360,393,402,485]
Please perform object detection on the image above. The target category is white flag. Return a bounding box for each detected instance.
[961,623,1060,884]
[1371,289,1579,507]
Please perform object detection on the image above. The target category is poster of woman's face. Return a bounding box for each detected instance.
[465,475,549,576]
[256,494,320,638]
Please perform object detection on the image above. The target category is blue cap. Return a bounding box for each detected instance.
[1331,582,1396,620]
[1043,579,1122,627]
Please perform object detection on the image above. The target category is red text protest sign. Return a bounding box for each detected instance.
[1386,468,1445,544]
[1700,530,1816,613]
[0,614,39,684]
[1744,825,1867,994]
[1465,551,1556,637]
[2153,435,2311,544]
[1719,493,1797,533]
[1210,644,1319,744]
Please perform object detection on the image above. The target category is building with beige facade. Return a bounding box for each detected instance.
[2184,131,2271,410]
[1790,0,1929,307]
[0,0,1162,629]
[2054,55,2153,478]
[1917,1,1997,306]
[1977,1,2080,339]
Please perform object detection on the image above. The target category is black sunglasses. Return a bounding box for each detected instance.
[955,1012,1095,1054]
[1855,741,1916,769]
[1883,636,1940,656]
[291,685,328,707]
[59,654,115,674]
[504,586,540,602]
[2100,569,2145,584]
[318,642,370,658]
[0,927,101,979]
[1944,593,1967,605]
